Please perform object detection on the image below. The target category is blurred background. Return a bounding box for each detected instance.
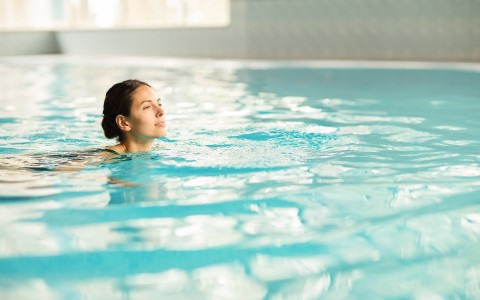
[0,0,479,61]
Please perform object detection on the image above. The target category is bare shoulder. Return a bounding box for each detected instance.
[100,145,124,158]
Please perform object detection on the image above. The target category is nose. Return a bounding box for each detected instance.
[155,103,164,117]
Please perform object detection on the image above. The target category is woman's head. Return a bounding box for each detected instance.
[102,79,166,143]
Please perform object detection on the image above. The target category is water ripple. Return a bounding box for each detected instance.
[1,58,480,298]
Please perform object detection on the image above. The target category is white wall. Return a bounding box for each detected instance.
[55,1,247,58]
[1,0,480,61]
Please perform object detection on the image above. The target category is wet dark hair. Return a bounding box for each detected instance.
[102,79,151,142]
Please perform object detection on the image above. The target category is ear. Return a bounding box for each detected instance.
[115,115,131,132]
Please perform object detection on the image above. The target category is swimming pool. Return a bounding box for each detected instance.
[1,56,480,299]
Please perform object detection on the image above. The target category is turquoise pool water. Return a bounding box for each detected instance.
[1,56,480,299]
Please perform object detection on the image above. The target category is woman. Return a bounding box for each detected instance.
[0,79,164,174]
[102,79,167,156]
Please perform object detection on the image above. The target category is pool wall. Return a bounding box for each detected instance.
[1,0,480,61]
[0,31,59,56]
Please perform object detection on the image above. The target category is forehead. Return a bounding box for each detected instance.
[131,85,156,103]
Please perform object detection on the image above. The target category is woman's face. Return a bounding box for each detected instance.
[126,85,166,140]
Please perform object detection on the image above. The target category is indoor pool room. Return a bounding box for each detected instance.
[1,1,480,299]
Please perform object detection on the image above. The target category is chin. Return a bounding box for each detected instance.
[156,129,167,137]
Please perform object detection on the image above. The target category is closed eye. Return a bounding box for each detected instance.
[143,105,151,110]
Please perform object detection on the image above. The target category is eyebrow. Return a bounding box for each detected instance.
[140,98,161,105]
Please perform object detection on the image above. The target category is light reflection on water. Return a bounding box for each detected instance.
[1,57,480,298]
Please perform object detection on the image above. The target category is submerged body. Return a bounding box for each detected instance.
[0,79,166,172]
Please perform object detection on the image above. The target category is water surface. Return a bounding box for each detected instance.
[1,57,480,299]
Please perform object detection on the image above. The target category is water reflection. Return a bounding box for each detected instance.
[1,58,480,298]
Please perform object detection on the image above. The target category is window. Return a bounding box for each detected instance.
[0,0,230,30]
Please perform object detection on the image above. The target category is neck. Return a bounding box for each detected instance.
[122,137,154,153]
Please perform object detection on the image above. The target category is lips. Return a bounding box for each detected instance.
[155,121,166,127]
